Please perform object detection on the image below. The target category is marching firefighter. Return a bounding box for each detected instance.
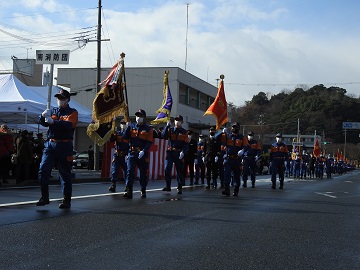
[242,131,261,188]
[270,133,289,189]
[124,109,153,199]
[161,115,189,194]
[36,89,78,209]
[108,119,129,193]
[220,122,249,196]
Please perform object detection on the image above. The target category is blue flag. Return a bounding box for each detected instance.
[151,71,173,124]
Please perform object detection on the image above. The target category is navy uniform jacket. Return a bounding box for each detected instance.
[184,138,197,160]
[110,128,129,155]
[126,123,153,154]
[162,126,189,153]
[39,106,78,140]
[196,140,206,160]
[270,142,289,162]
[220,132,249,157]
[204,135,221,162]
[246,139,261,158]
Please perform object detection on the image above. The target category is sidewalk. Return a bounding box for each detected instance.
[0,169,105,188]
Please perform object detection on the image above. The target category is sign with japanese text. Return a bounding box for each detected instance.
[35,50,70,64]
[342,122,360,129]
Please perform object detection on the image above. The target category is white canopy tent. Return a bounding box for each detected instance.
[0,74,92,127]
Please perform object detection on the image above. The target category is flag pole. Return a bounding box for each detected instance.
[120,52,130,122]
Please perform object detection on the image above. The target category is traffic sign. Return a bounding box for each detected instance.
[292,142,303,146]
[342,122,360,129]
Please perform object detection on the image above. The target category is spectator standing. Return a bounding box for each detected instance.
[15,130,33,183]
[0,124,15,185]
[87,145,94,170]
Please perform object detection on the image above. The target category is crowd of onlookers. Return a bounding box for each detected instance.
[0,124,45,185]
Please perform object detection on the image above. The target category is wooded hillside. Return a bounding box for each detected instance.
[230,84,360,160]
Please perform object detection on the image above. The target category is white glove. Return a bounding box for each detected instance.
[223,154,227,159]
[255,156,259,161]
[215,156,218,163]
[45,116,54,124]
[138,150,144,159]
[202,157,205,163]
[167,120,171,126]
[179,151,184,159]
[125,155,128,161]
[126,122,131,127]
[194,159,198,165]
[42,109,51,117]
[238,149,244,156]
[222,127,228,134]
[284,161,287,166]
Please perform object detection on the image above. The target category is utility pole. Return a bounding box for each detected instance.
[185,3,189,71]
[344,129,347,159]
[94,0,102,171]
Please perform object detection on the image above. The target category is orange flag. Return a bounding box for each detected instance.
[336,149,343,161]
[203,77,228,130]
[313,137,321,158]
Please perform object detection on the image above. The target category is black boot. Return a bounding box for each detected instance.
[190,180,194,186]
[205,180,211,189]
[162,182,171,192]
[36,186,50,206]
[59,195,71,209]
[123,186,133,199]
[194,179,199,185]
[222,186,230,196]
[233,186,239,196]
[242,181,247,188]
[177,184,183,194]
[109,183,116,192]
[251,181,255,188]
[271,181,276,189]
[141,188,146,198]
[279,181,284,189]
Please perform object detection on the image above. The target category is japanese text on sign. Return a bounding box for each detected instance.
[35,50,70,64]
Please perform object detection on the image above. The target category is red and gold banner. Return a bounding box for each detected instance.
[87,53,128,146]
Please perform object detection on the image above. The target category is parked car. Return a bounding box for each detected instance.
[73,151,89,169]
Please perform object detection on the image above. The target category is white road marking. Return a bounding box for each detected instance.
[0,187,176,208]
[315,192,337,199]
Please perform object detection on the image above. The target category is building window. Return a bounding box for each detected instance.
[179,83,188,104]
[179,82,215,111]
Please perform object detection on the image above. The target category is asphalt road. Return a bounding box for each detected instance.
[1,171,360,270]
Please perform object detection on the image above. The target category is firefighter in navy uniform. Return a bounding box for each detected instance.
[108,119,129,192]
[123,109,153,199]
[194,134,206,185]
[204,126,222,189]
[270,133,289,189]
[36,89,78,209]
[161,115,189,194]
[182,130,197,185]
[242,131,261,188]
[220,122,249,196]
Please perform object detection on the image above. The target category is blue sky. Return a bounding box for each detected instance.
[0,0,359,106]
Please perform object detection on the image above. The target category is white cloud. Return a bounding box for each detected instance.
[1,0,359,106]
